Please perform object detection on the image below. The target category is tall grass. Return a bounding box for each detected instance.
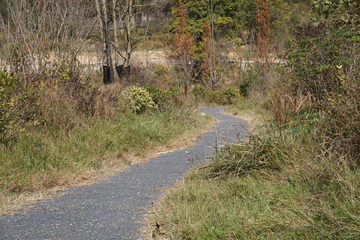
[148,110,360,239]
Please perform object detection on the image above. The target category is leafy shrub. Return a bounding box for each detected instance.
[240,70,257,96]
[144,86,182,109]
[165,87,182,106]
[222,87,240,104]
[207,90,224,104]
[0,72,38,143]
[144,85,168,105]
[286,22,360,100]
[166,87,182,97]
[285,21,360,159]
[125,86,157,113]
[191,86,208,100]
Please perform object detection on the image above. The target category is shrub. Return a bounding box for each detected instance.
[165,87,182,106]
[286,22,360,100]
[0,72,38,143]
[125,86,157,113]
[285,21,360,159]
[144,85,167,105]
[144,86,182,109]
[207,90,224,104]
[240,70,257,96]
[154,65,168,77]
[191,86,208,100]
[222,87,240,104]
[36,63,109,131]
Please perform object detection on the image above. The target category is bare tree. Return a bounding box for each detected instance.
[113,0,167,78]
[202,0,222,90]
[0,0,95,76]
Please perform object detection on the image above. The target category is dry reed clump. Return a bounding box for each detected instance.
[318,66,360,162]
[267,80,312,127]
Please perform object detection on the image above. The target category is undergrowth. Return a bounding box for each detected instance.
[147,20,360,239]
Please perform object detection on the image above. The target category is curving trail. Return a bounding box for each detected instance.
[0,107,249,239]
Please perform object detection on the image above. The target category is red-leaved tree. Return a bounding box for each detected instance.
[169,0,196,95]
[255,0,273,61]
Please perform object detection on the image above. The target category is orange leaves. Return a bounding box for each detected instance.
[175,0,192,57]
[255,0,273,59]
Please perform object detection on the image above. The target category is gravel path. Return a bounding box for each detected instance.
[0,107,249,239]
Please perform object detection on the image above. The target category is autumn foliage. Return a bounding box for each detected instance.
[175,0,192,58]
[255,0,273,60]
[173,0,195,95]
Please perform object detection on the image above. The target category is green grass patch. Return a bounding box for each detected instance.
[151,168,360,239]
[0,106,211,197]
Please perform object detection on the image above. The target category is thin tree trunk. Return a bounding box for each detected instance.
[101,0,115,84]
[112,0,118,66]
[124,0,133,68]
[95,0,106,63]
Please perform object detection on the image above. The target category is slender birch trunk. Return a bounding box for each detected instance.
[95,0,106,63]
[124,0,133,68]
[112,0,118,66]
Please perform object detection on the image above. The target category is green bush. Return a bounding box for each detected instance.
[165,87,182,106]
[191,86,208,100]
[144,85,167,105]
[240,70,257,96]
[207,90,224,104]
[125,86,157,114]
[154,66,168,77]
[0,72,38,143]
[0,72,18,138]
[286,23,360,100]
[144,86,182,109]
[222,87,240,104]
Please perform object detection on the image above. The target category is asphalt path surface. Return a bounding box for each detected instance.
[0,107,249,239]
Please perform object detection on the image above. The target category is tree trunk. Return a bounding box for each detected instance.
[112,0,118,66]
[101,0,115,84]
[124,0,133,69]
[95,0,106,63]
